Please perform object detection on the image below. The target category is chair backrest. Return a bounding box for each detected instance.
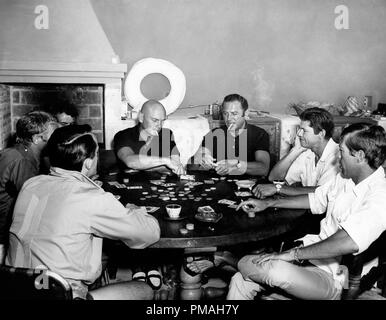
[341,231,386,300]
[0,265,73,300]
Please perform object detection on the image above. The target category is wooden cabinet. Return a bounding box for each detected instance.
[332,116,377,142]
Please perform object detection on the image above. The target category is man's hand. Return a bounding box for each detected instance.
[253,184,277,199]
[165,158,186,175]
[293,135,307,153]
[125,203,141,210]
[215,159,238,176]
[237,198,269,213]
[250,250,294,265]
[200,152,216,170]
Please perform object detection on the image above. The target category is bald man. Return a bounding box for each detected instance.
[114,100,185,175]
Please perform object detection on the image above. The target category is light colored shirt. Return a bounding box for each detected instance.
[303,166,386,284]
[7,167,160,287]
[285,138,340,187]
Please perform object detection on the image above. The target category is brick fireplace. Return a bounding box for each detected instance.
[0,0,128,151]
[5,84,104,144]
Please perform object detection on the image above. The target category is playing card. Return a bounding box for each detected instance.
[235,191,252,197]
[228,204,238,209]
[180,174,195,181]
[198,205,215,213]
[218,199,236,205]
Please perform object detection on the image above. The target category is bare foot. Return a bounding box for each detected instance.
[186,251,237,274]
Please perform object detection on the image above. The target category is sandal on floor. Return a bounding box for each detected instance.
[132,271,146,282]
[183,254,215,277]
[146,269,163,290]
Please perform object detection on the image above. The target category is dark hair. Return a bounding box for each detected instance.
[55,102,79,119]
[340,123,386,169]
[222,94,248,111]
[47,124,96,172]
[299,107,334,139]
[16,111,56,144]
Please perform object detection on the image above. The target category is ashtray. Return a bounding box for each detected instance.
[194,211,223,223]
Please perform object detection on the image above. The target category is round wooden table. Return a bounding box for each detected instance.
[102,168,314,299]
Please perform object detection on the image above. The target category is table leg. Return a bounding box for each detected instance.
[179,266,203,300]
[179,247,217,300]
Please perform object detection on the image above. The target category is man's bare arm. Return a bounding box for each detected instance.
[117,147,170,170]
[297,229,359,260]
[268,137,306,181]
[244,150,270,176]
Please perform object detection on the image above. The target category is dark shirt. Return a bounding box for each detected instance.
[0,144,39,244]
[113,124,179,167]
[201,122,270,162]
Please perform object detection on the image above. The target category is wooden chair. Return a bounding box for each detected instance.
[341,231,386,300]
[0,265,73,300]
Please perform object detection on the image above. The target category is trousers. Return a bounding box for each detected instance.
[227,255,342,300]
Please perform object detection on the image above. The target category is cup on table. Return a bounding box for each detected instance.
[166,204,182,219]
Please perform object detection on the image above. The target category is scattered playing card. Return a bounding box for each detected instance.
[218,199,236,205]
[126,186,143,190]
[180,174,195,181]
[228,204,238,209]
[235,191,252,197]
[198,205,215,213]
[142,206,160,213]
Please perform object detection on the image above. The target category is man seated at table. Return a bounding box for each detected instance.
[253,107,340,199]
[6,124,161,300]
[0,111,58,264]
[114,100,185,175]
[228,123,386,300]
[193,94,270,176]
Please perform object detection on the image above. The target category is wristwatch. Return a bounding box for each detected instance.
[236,160,242,169]
[273,180,285,194]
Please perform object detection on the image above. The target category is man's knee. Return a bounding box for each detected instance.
[238,255,292,289]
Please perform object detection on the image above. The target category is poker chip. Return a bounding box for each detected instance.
[186,223,194,230]
[171,198,177,201]
[161,197,170,201]
[207,198,213,201]
[210,187,216,190]
[123,178,129,184]
[184,187,190,191]
[179,228,188,235]
[205,189,211,192]
[142,192,149,195]
[167,187,174,190]
[140,197,146,200]
[194,199,200,202]
[181,197,187,200]
[220,177,226,180]
[202,193,207,196]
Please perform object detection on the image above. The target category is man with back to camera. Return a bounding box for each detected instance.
[6,124,160,300]
[253,107,340,198]
[114,99,185,175]
[228,123,386,300]
[194,93,270,176]
[0,111,58,264]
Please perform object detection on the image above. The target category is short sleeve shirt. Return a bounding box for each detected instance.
[201,123,270,162]
[285,138,340,187]
[114,124,178,159]
[303,167,386,282]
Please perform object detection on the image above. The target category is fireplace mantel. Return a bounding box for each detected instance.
[0,61,127,84]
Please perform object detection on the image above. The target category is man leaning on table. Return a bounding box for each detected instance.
[228,123,386,300]
[253,107,340,199]
[114,99,185,175]
[7,125,160,300]
[194,93,270,176]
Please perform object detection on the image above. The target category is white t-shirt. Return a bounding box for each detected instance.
[285,138,340,187]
